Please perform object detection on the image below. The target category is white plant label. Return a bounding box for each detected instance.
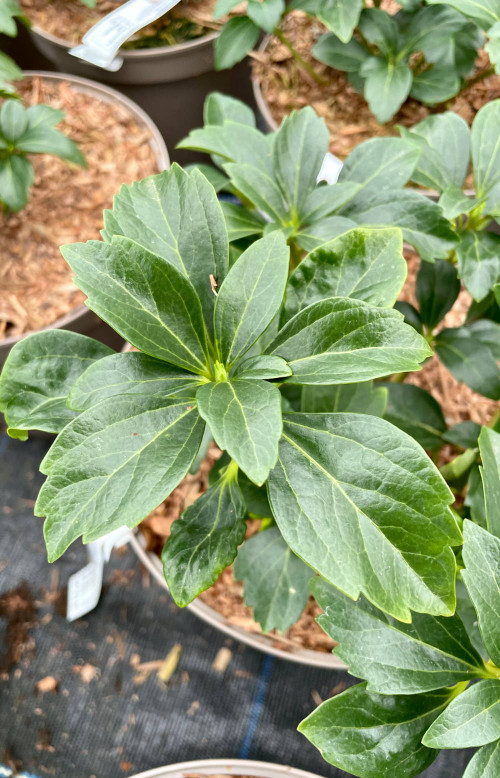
[70,0,183,70]
[317,152,343,185]
[66,526,132,621]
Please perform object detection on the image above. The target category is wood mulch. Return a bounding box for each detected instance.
[0,75,160,341]
[252,10,500,158]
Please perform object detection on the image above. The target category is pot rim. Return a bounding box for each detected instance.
[1,70,169,352]
[251,34,278,133]
[30,22,219,59]
[128,757,325,778]
[129,532,346,670]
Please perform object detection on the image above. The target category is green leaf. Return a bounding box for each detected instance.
[196,379,282,485]
[234,526,312,632]
[358,7,400,55]
[462,520,500,667]
[220,202,265,241]
[213,0,244,20]
[162,477,246,607]
[178,121,271,172]
[283,228,406,322]
[68,352,201,412]
[299,683,453,777]
[456,232,500,302]
[300,181,361,223]
[61,236,211,375]
[233,354,291,380]
[417,258,461,330]
[0,154,33,212]
[479,428,500,538]
[0,99,27,141]
[361,58,412,124]
[214,17,260,69]
[0,51,22,97]
[272,107,329,217]
[37,396,205,561]
[295,215,357,251]
[338,137,420,195]
[101,166,229,332]
[439,186,481,220]
[423,679,500,748]
[425,0,499,30]
[0,331,112,437]
[466,319,500,359]
[463,739,500,777]
[410,65,461,105]
[311,579,486,694]
[223,162,288,223]
[444,420,482,449]
[269,298,432,385]
[214,232,289,366]
[435,327,500,400]
[247,0,285,33]
[203,92,256,127]
[316,0,363,41]
[301,381,387,416]
[183,163,229,194]
[472,101,500,210]
[382,382,446,450]
[401,111,470,192]
[15,120,85,168]
[0,0,28,36]
[312,33,370,72]
[268,413,458,621]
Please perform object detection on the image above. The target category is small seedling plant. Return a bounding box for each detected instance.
[213,0,484,122]
[0,159,465,638]
[299,428,500,778]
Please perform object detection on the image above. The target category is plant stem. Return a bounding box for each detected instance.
[274,27,328,85]
[484,659,500,680]
[458,67,496,97]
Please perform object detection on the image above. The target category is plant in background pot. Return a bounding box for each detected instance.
[0,0,28,95]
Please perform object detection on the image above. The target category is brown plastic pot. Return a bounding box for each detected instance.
[28,24,256,164]
[0,71,170,367]
[130,759,325,778]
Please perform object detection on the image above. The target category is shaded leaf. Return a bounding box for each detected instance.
[382,382,446,450]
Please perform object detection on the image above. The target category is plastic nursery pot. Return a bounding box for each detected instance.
[0,71,169,367]
[129,759,325,778]
[130,531,345,670]
[252,36,279,134]
[28,24,256,164]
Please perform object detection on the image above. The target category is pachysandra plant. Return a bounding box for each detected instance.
[179,93,457,263]
[0,100,85,212]
[0,162,464,636]
[300,427,500,778]
[429,0,500,73]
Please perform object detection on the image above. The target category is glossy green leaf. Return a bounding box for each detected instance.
[268,413,458,621]
[214,232,289,365]
[299,683,453,778]
[233,354,291,380]
[338,137,420,195]
[312,578,485,694]
[479,427,500,538]
[283,228,406,321]
[234,526,311,632]
[463,739,500,777]
[382,382,446,450]
[466,319,500,359]
[196,379,282,485]
[462,520,500,667]
[223,163,288,223]
[435,327,500,400]
[61,236,211,374]
[162,477,246,606]
[214,16,260,69]
[269,297,432,385]
[417,258,461,330]
[361,58,412,124]
[444,420,482,449]
[456,232,500,302]
[37,396,205,561]
[68,352,201,412]
[0,331,112,438]
[0,154,33,212]
[301,381,387,416]
[423,680,500,748]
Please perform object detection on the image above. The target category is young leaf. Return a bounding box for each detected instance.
[283,227,406,321]
[268,413,459,621]
[416,258,461,330]
[214,232,289,366]
[463,739,500,778]
[456,232,500,302]
[196,379,282,486]
[162,477,246,607]
[435,327,500,400]
[101,166,229,331]
[311,579,486,694]
[299,683,453,777]
[0,331,112,438]
[479,428,500,537]
[423,680,500,748]
[462,520,500,667]
[68,352,201,412]
[234,526,312,632]
[37,397,206,561]
[214,16,260,70]
[382,382,446,450]
[61,236,211,375]
[269,298,432,385]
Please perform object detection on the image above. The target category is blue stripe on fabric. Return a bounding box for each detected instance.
[0,766,42,778]
[0,434,10,459]
[238,653,274,759]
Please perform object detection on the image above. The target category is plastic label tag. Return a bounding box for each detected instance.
[66,526,132,622]
[70,0,182,71]
[317,152,343,185]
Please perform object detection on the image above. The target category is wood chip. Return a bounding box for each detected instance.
[212,647,232,673]
[157,643,182,684]
[72,663,98,683]
[36,676,58,694]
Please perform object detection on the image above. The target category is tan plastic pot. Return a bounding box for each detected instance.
[0,71,169,367]
[129,758,325,778]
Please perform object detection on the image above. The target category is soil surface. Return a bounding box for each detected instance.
[252,10,500,158]
[21,0,222,46]
[0,75,159,341]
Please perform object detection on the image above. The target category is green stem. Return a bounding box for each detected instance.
[288,239,305,271]
[274,27,328,85]
[483,659,500,680]
[389,372,407,383]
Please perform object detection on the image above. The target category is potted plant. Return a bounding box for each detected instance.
[18,0,256,161]
[0,3,169,364]
[213,0,499,157]
[130,759,325,778]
